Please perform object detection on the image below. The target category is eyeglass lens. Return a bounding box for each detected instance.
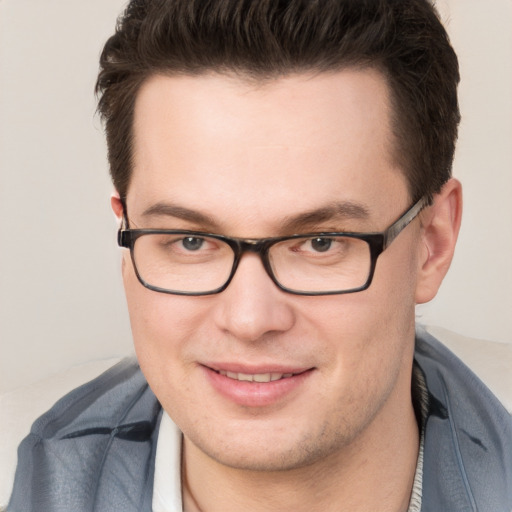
[132,233,372,294]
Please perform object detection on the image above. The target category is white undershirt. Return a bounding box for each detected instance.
[152,412,183,512]
[152,411,424,512]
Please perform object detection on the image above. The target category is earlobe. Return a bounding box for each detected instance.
[415,178,463,304]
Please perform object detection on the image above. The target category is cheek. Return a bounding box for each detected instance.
[122,261,208,378]
[125,286,216,420]
[354,247,419,375]
[304,276,415,359]
[304,244,419,391]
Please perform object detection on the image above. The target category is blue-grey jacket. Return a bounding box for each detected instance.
[8,330,512,511]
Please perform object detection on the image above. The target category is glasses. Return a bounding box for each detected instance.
[118,197,427,296]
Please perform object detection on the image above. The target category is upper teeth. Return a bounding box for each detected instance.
[218,371,294,382]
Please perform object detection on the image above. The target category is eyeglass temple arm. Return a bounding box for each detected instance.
[383,196,429,249]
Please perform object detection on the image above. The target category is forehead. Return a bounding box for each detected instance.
[129,70,409,233]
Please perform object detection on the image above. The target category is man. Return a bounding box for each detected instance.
[8,0,512,511]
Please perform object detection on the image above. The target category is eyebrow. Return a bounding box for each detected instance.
[280,202,370,233]
[141,200,370,233]
[142,203,220,231]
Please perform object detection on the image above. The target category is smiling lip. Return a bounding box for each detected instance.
[202,364,314,407]
[218,369,296,382]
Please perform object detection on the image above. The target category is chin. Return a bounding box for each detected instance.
[183,414,358,474]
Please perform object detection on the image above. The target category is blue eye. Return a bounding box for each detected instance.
[310,238,332,252]
[182,237,205,251]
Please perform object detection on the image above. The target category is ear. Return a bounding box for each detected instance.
[111,191,130,273]
[415,178,462,304]
[111,191,124,220]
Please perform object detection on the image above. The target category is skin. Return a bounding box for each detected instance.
[112,69,462,511]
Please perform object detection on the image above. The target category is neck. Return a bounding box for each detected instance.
[181,387,419,512]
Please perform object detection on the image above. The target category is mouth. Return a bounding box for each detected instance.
[214,370,301,383]
[204,365,314,407]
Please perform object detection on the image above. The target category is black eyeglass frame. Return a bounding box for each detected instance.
[118,196,428,296]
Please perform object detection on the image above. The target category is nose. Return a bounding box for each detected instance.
[213,253,295,342]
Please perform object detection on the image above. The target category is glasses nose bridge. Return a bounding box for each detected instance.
[231,238,274,280]
[236,237,271,257]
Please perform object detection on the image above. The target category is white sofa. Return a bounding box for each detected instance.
[1,326,511,509]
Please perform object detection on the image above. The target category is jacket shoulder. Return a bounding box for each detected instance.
[8,358,161,512]
[415,327,512,511]
[26,357,158,439]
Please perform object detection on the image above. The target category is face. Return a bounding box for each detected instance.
[119,69,425,472]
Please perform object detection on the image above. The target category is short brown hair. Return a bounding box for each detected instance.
[96,0,460,203]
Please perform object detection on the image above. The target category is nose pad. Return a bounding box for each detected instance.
[213,253,295,342]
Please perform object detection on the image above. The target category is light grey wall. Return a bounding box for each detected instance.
[417,0,512,342]
[1,0,511,393]
[0,0,132,392]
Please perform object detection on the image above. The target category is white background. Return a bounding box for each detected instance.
[1,0,511,392]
